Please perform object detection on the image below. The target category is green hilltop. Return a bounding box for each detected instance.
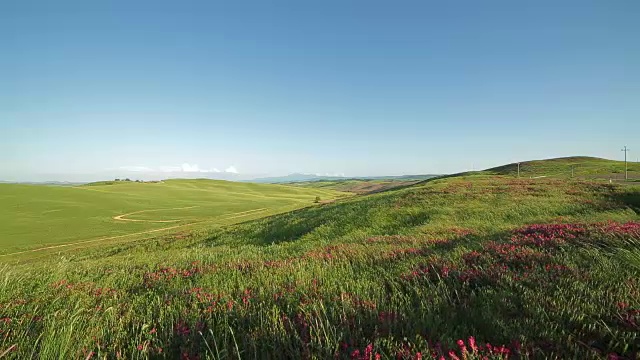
[483,156,639,179]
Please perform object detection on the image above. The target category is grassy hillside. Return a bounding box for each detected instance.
[484,156,639,180]
[0,168,639,359]
[0,179,347,255]
[291,179,421,194]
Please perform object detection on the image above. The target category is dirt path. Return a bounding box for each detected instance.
[0,207,269,258]
[112,206,199,223]
[0,222,202,258]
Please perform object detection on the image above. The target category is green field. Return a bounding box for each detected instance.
[0,179,347,256]
[1,158,639,359]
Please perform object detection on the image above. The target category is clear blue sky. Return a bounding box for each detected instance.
[1,0,638,181]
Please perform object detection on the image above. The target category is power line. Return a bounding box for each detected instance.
[622,146,630,181]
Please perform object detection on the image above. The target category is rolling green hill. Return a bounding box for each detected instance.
[483,156,639,179]
[1,160,639,359]
[0,179,348,255]
[290,178,421,194]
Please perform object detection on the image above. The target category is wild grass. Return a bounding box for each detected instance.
[0,174,639,359]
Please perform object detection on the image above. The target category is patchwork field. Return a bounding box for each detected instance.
[0,179,347,256]
[0,158,639,359]
[291,179,423,195]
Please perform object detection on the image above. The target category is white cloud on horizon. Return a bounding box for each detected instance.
[181,163,222,173]
[120,163,235,174]
[181,163,200,172]
[225,166,238,174]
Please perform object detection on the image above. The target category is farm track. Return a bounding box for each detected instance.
[0,222,201,258]
[112,206,200,223]
[0,207,269,258]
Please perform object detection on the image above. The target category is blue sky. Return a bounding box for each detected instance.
[1,0,638,181]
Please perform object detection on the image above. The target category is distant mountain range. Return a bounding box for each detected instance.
[1,174,442,185]
[245,173,441,184]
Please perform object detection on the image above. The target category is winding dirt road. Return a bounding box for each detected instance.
[0,207,269,258]
[112,206,199,223]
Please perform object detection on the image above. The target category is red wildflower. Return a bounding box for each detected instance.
[351,349,361,359]
[468,336,478,353]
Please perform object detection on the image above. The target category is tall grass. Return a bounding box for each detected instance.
[0,177,638,359]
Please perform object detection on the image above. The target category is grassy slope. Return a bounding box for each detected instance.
[291,179,421,194]
[483,156,640,179]
[0,179,347,255]
[0,166,639,359]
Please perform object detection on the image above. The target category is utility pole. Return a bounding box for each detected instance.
[622,146,630,181]
[517,162,520,178]
[571,165,574,178]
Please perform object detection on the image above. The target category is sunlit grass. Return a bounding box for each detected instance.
[0,176,638,359]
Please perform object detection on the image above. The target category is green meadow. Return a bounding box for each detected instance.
[0,158,639,359]
[0,179,347,256]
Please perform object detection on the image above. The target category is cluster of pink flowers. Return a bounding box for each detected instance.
[174,320,191,337]
[337,292,377,310]
[405,221,640,288]
[615,302,639,331]
[93,287,118,298]
[50,279,118,299]
[133,325,164,356]
[439,181,475,195]
[180,352,201,360]
[302,244,357,261]
[187,287,219,303]
[383,247,430,259]
[402,262,454,283]
[595,221,640,238]
[511,223,588,248]
[142,262,204,287]
[343,337,516,360]
[366,235,424,244]
[404,233,578,287]
[185,287,263,313]
[449,227,476,238]
[349,343,381,359]
[511,221,640,248]
[263,258,297,269]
